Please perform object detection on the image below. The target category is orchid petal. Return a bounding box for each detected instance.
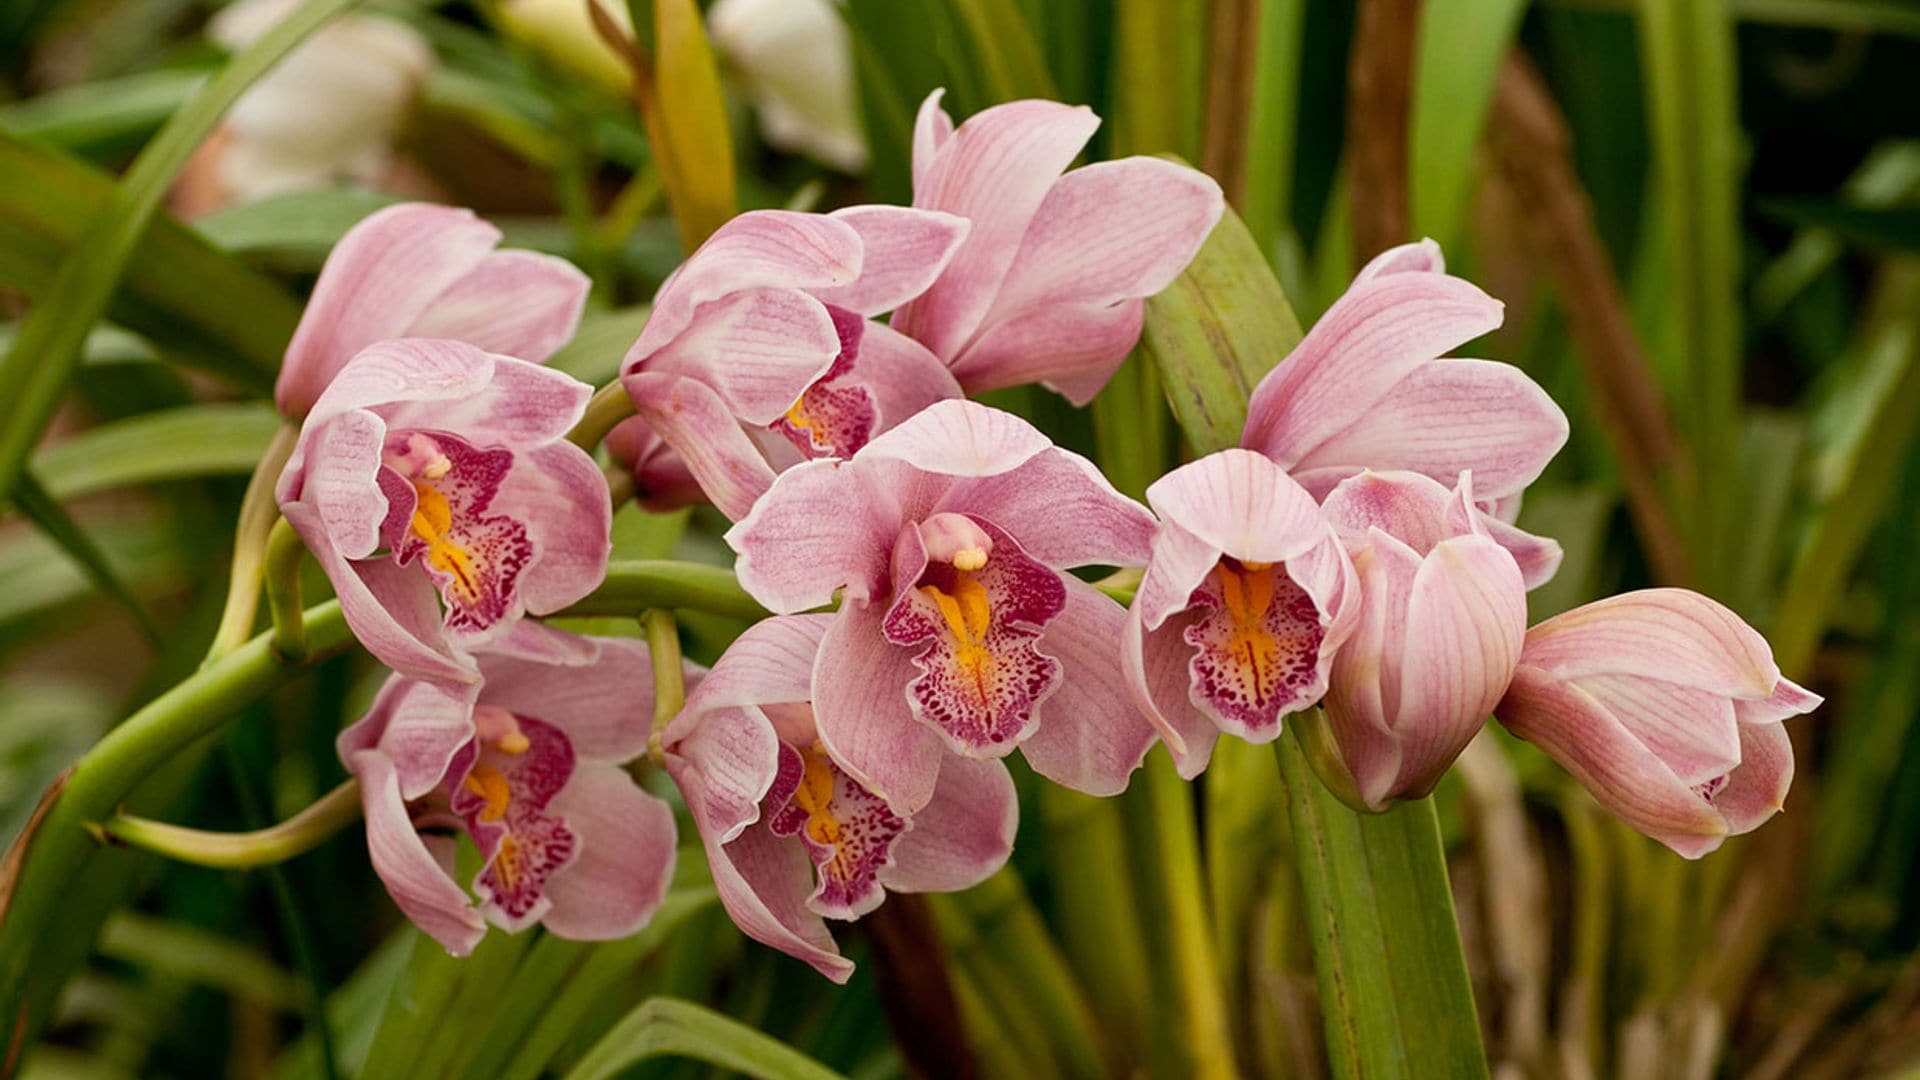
[1575,676,1741,788]
[1735,676,1822,726]
[1710,721,1794,836]
[1326,539,1413,804]
[910,89,954,194]
[881,757,1016,893]
[640,287,842,424]
[1020,576,1159,795]
[539,763,677,940]
[385,351,591,447]
[404,249,590,363]
[1124,606,1220,778]
[1241,273,1503,468]
[1479,512,1564,590]
[945,298,1145,403]
[297,409,389,559]
[1521,589,1780,696]
[713,820,853,982]
[665,702,784,846]
[815,206,971,316]
[351,674,477,800]
[727,457,896,610]
[476,637,654,763]
[1146,449,1330,566]
[1134,518,1225,632]
[299,337,496,433]
[277,203,498,415]
[491,442,612,614]
[348,749,488,955]
[856,398,1051,478]
[811,602,945,815]
[893,99,1102,358]
[666,616,832,747]
[1354,238,1445,282]
[943,446,1155,569]
[858,323,965,431]
[629,373,781,522]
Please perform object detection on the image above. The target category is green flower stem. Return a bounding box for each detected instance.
[88,779,361,869]
[642,608,684,764]
[264,516,307,662]
[569,382,638,452]
[564,560,769,621]
[1274,729,1489,1080]
[0,601,355,1036]
[204,423,298,663]
[1036,785,1152,1070]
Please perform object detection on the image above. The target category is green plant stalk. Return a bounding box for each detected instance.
[0,0,364,505]
[206,424,299,663]
[1036,785,1153,1068]
[569,382,639,452]
[643,608,685,763]
[945,869,1106,1078]
[0,600,355,1056]
[89,779,361,869]
[563,559,769,620]
[1275,730,1489,1079]
[264,516,308,661]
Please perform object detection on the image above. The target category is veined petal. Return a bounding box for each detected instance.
[858,323,965,434]
[1576,675,1741,789]
[1479,512,1563,591]
[493,441,611,615]
[711,818,854,982]
[477,637,654,763]
[910,89,954,195]
[1709,721,1794,836]
[1521,589,1781,696]
[300,338,497,433]
[881,756,1017,893]
[1241,273,1503,468]
[386,351,591,447]
[946,298,1145,403]
[278,203,499,416]
[349,674,477,800]
[629,210,864,359]
[640,287,842,424]
[348,749,488,955]
[1020,576,1158,795]
[297,408,389,559]
[1734,676,1822,726]
[1182,556,1334,742]
[944,445,1156,569]
[812,602,946,815]
[382,433,533,641]
[856,399,1052,479]
[1354,238,1445,282]
[770,308,878,460]
[1497,665,1728,858]
[893,99,1102,359]
[1146,449,1330,567]
[1135,518,1226,632]
[1124,606,1221,778]
[727,457,896,610]
[816,206,971,316]
[766,741,905,919]
[404,249,590,364]
[664,699,784,847]
[539,763,677,940]
[1294,359,1568,500]
[668,616,833,748]
[1325,539,1412,804]
[629,373,780,522]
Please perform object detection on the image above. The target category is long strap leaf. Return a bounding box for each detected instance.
[564,997,847,1080]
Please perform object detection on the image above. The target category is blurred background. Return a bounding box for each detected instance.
[3,0,1920,1077]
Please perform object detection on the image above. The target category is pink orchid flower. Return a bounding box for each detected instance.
[890,90,1225,404]
[276,202,590,417]
[1239,239,1568,586]
[1318,470,1528,808]
[276,339,611,684]
[726,400,1162,812]
[1495,589,1821,857]
[619,207,970,520]
[663,615,1015,982]
[1123,450,1360,778]
[339,629,677,955]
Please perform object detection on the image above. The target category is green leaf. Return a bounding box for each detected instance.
[31,402,282,501]
[1110,0,1206,158]
[1755,197,1920,255]
[0,67,205,157]
[564,997,848,1080]
[1239,0,1309,256]
[7,470,161,645]
[947,0,1056,106]
[844,0,944,201]
[0,133,302,388]
[0,0,368,506]
[0,514,184,641]
[194,188,400,264]
[1408,0,1529,246]
[1140,204,1305,452]
[651,0,738,250]
[548,305,654,386]
[1275,733,1490,1079]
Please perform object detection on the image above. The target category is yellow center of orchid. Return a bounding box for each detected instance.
[921,572,996,703]
[493,834,523,889]
[790,744,842,846]
[409,483,482,603]
[783,396,822,438]
[1213,561,1282,692]
[463,764,512,823]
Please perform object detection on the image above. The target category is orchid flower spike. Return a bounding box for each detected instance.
[663,615,1015,982]
[1239,239,1568,586]
[275,203,590,417]
[1318,470,1528,809]
[726,400,1162,812]
[1123,450,1360,777]
[891,90,1225,404]
[339,629,677,955]
[1495,589,1821,858]
[276,339,612,684]
[619,207,971,520]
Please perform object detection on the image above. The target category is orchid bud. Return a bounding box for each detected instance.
[1494,589,1821,858]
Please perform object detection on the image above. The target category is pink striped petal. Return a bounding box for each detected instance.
[1497,665,1729,858]
[814,206,970,316]
[539,763,677,940]
[476,637,653,763]
[404,249,590,363]
[943,446,1156,569]
[1020,576,1159,795]
[347,749,488,955]
[881,756,1016,893]
[667,617,832,748]
[945,297,1145,402]
[1520,589,1780,697]
[345,674,476,800]
[811,602,946,815]
[1294,359,1567,500]
[859,322,965,431]
[299,338,497,433]
[1146,449,1331,567]
[491,441,611,615]
[385,351,591,447]
[1480,513,1564,590]
[727,457,897,610]
[910,89,954,195]
[857,398,1051,478]
[1735,676,1822,726]
[1134,518,1226,632]
[638,287,842,424]
[1123,606,1221,778]
[1241,273,1503,468]
[297,409,390,559]
[277,203,499,416]
[712,818,853,982]
[1354,238,1445,282]
[1325,537,1415,803]
[893,99,1102,359]
[629,373,780,522]
[629,210,864,359]
[1710,721,1794,836]
[1575,676,1740,789]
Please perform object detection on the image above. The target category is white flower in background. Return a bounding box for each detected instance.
[494,0,633,99]
[204,0,434,203]
[708,0,867,173]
